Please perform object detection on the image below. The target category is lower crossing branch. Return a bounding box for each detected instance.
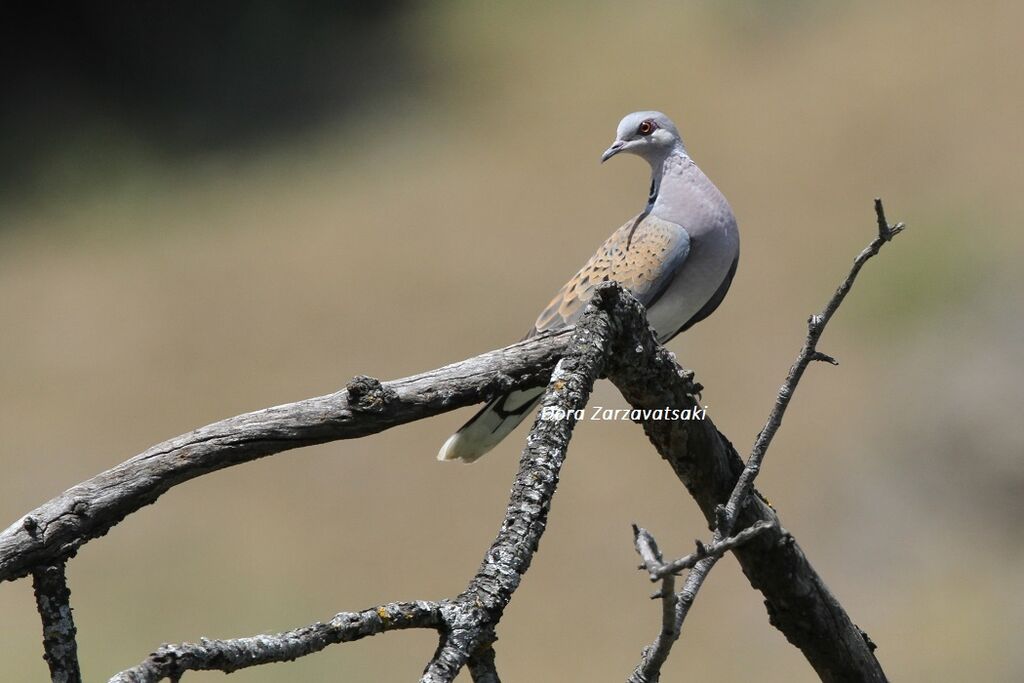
[110,601,443,683]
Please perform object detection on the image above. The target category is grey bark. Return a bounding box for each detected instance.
[32,561,82,683]
[616,327,885,681]
[420,299,611,681]
[613,199,902,682]
[110,601,443,682]
[467,642,501,683]
[0,329,571,584]
[112,293,613,683]
[2,200,903,682]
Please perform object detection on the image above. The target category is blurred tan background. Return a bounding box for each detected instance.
[2,1,1022,680]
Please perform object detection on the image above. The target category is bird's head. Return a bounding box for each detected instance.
[601,111,683,165]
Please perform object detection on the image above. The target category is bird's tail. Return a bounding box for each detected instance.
[437,387,545,463]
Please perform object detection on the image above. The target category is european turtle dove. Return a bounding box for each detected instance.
[439,111,739,462]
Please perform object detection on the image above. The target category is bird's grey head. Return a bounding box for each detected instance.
[601,111,684,165]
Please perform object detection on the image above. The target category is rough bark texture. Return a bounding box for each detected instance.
[7,283,889,683]
[32,561,82,683]
[110,601,443,682]
[110,297,612,683]
[467,643,501,683]
[613,201,902,682]
[0,329,572,584]
[5,199,903,682]
[603,277,889,682]
[628,526,678,683]
[420,300,612,682]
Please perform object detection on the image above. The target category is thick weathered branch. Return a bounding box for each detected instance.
[9,201,901,682]
[32,561,82,683]
[618,200,901,682]
[110,601,443,682]
[111,293,614,683]
[420,294,613,682]
[0,329,573,584]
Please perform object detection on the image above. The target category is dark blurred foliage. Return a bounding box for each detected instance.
[0,0,414,199]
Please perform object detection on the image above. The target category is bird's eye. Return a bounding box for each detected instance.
[637,120,657,136]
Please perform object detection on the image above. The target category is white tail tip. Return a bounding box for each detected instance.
[437,388,544,463]
[437,432,482,463]
[437,433,461,462]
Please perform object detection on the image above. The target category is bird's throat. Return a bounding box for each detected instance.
[648,146,691,215]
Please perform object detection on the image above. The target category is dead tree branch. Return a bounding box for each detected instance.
[629,527,677,681]
[32,560,82,683]
[111,292,614,683]
[0,329,573,584]
[623,199,902,682]
[1,200,903,682]
[467,642,501,683]
[719,198,904,537]
[110,601,443,682]
[645,520,778,580]
[420,308,612,682]
[629,519,777,683]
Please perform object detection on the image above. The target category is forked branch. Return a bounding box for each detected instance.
[3,200,903,682]
[113,283,616,683]
[626,199,902,683]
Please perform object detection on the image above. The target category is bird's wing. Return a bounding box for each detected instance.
[530,213,691,335]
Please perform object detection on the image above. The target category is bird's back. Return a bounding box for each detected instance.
[531,213,692,337]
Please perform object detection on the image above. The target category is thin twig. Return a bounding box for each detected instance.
[719,198,904,534]
[32,561,82,683]
[650,520,778,580]
[628,527,678,683]
[627,521,776,683]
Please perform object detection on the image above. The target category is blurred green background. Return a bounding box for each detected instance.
[2,1,1022,680]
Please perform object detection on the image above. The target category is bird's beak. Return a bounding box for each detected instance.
[601,140,625,163]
